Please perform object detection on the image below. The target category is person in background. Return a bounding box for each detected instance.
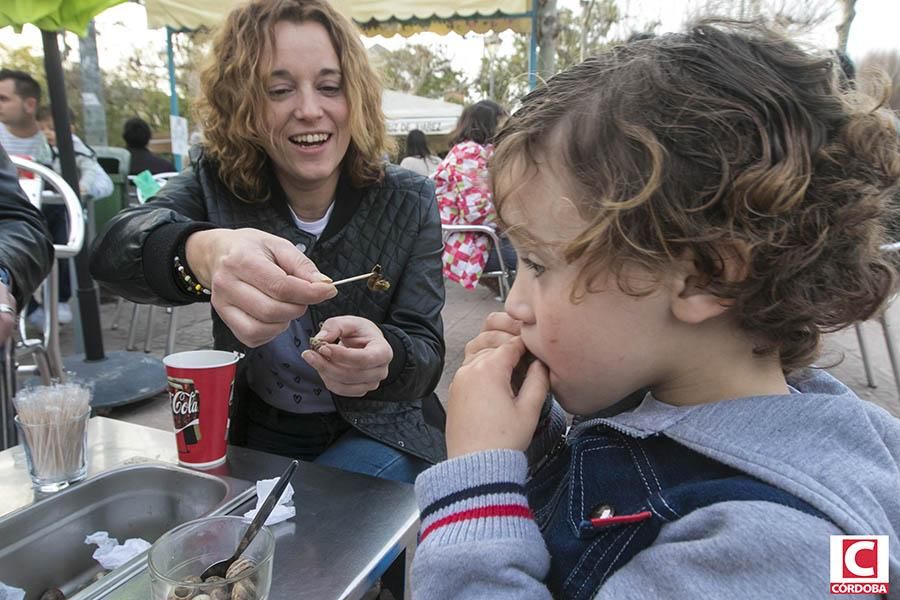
[122,117,176,175]
[399,129,440,176]
[37,106,113,200]
[0,144,54,344]
[411,21,900,598]
[0,71,77,326]
[433,99,516,293]
[0,69,52,164]
[30,105,113,328]
[90,0,446,484]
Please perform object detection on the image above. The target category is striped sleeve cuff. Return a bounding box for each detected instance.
[415,449,534,544]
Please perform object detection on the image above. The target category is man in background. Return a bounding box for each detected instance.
[0,69,72,325]
[0,69,52,163]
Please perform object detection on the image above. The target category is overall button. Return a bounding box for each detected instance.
[589,504,615,520]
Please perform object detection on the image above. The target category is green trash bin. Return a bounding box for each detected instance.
[91,173,127,236]
[91,146,132,240]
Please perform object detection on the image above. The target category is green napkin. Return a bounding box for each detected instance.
[133,170,161,202]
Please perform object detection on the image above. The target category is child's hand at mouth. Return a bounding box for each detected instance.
[461,311,523,367]
[446,336,550,458]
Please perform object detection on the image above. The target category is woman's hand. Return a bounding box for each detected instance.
[446,336,550,459]
[185,228,337,347]
[301,316,393,397]
[461,311,521,367]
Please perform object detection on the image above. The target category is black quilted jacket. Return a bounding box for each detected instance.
[89,152,447,463]
[0,147,54,307]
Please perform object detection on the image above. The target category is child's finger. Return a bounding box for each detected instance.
[488,336,528,372]
[482,311,521,336]
[517,359,550,419]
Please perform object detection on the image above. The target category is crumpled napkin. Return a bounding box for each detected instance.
[84,531,151,570]
[242,477,295,525]
[0,582,25,600]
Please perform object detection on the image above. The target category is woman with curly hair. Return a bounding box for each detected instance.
[90,0,446,482]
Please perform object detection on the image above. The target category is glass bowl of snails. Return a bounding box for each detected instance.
[148,516,275,600]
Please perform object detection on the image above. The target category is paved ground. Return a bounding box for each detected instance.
[32,281,900,431]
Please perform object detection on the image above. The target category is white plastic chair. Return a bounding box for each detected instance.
[854,241,900,397]
[441,224,513,301]
[113,171,182,354]
[10,156,85,384]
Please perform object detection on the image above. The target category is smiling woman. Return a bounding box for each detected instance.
[88,0,448,484]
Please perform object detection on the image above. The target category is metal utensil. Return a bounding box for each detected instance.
[200,459,298,579]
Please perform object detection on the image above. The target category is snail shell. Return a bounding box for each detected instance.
[209,588,230,600]
[230,579,257,600]
[200,578,229,600]
[225,557,257,579]
[168,588,194,600]
[193,596,212,600]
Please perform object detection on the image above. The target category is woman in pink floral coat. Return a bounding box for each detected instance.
[433,100,515,289]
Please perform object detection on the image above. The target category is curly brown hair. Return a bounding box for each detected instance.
[195,0,392,202]
[491,20,900,372]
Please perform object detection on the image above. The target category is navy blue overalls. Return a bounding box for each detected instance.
[526,422,827,600]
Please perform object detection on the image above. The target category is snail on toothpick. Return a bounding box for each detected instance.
[329,264,390,292]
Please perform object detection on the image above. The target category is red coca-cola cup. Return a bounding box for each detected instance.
[163,350,240,469]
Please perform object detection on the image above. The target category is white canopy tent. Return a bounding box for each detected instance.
[383,90,463,136]
[144,0,534,36]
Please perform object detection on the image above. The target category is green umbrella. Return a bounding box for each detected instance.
[0,0,125,36]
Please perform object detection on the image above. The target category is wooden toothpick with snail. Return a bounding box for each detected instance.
[309,264,390,353]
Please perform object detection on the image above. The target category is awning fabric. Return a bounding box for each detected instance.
[383,90,463,136]
[144,0,531,34]
[0,0,126,36]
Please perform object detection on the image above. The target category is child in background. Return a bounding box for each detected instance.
[37,106,112,199]
[30,106,113,326]
[412,21,900,599]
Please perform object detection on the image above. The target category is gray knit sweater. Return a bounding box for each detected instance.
[412,369,900,599]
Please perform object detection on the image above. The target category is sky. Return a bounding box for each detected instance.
[1,0,899,84]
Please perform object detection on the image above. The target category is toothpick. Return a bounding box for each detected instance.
[330,271,375,287]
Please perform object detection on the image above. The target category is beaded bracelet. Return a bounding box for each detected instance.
[173,255,211,296]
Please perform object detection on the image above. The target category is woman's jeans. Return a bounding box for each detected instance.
[245,397,430,484]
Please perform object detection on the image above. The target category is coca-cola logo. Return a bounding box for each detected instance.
[171,390,198,415]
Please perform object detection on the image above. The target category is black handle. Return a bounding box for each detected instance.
[232,459,298,559]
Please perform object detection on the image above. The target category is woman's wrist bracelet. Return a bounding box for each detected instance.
[173,255,211,296]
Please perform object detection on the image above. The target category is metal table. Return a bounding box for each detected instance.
[0,417,419,599]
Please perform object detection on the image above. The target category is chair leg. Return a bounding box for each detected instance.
[144,306,156,353]
[498,274,510,302]
[855,322,877,388]
[166,307,178,356]
[126,304,141,351]
[111,297,124,330]
[878,313,900,399]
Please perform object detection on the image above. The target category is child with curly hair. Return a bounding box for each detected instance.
[412,20,900,599]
